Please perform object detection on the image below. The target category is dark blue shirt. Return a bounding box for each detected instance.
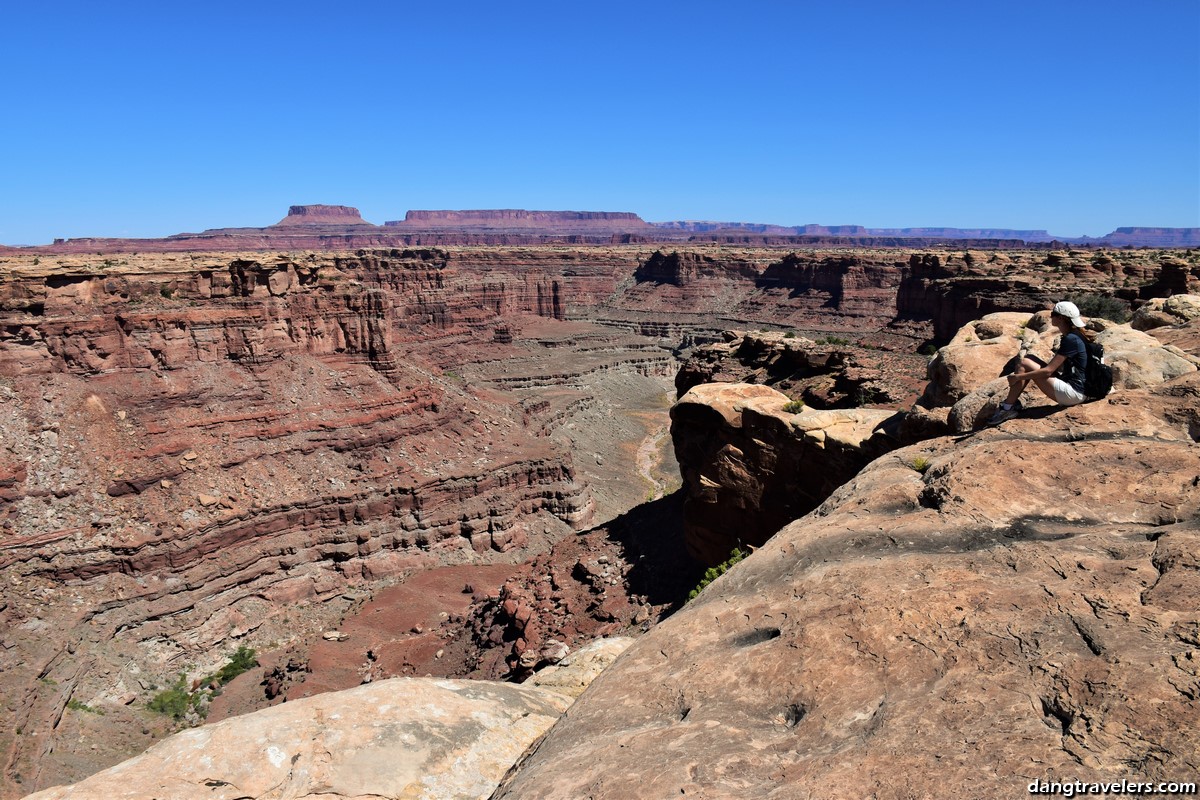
[1055,332,1088,393]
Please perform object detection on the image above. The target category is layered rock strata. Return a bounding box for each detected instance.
[0,249,673,795]
[897,251,1200,342]
[12,205,1199,251]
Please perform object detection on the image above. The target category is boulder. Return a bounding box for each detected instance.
[25,678,570,800]
[527,636,635,699]
[1091,326,1197,390]
[922,312,1035,407]
[1131,294,1200,331]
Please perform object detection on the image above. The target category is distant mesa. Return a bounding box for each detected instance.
[272,205,373,226]
[653,221,1056,241]
[385,210,652,233]
[1089,227,1200,247]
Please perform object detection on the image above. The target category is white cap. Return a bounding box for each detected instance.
[1052,301,1087,328]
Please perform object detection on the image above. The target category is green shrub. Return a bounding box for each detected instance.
[910,456,931,474]
[1069,293,1130,323]
[816,335,850,346]
[688,548,746,601]
[783,331,795,339]
[212,646,257,686]
[148,647,257,722]
[918,343,938,357]
[783,400,805,414]
[148,675,194,720]
[854,386,880,407]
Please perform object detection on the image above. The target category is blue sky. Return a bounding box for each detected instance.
[2,1,1197,244]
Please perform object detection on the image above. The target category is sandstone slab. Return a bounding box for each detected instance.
[1131,294,1200,331]
[25,678,570,800]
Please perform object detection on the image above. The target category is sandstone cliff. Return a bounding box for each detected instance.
[16,205,1198,252]
[272,204,373,227]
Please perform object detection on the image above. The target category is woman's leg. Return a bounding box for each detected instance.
[1029,373,1062,402]
[1003,357,1042,404]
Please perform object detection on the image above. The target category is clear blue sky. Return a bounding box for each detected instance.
[2,0,1197,244]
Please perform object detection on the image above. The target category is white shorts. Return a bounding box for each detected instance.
[1049,377,1087,406]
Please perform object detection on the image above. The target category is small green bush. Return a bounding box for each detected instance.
[783,331,795,339]
[783,400,805,414]
[688,548,746,601]
[1070,293,1130,323]
[918,343,938,357]
[148,675,194,720]
[854,386,880,407]
[910,456,931,474]
[67,699,104,715]
[212,646,257,686]
[816,335,850,346]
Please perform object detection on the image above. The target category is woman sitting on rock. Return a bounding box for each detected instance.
[988,301,1093,424]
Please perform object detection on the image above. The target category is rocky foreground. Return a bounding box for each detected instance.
[491,314,1200,799]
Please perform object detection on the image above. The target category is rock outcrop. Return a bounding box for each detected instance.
[670,383,899,565]
[676,329,929,410]
[1131,294,1200,331]
[386,210,653,235]
[25,678,570,800]
[492,370,1200,798]
[8,205,1200,251]
[1092,227,1200,247]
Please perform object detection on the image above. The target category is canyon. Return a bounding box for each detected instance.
[1,234,1198,798]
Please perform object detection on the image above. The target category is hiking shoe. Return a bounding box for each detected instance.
[987,401,1022,426]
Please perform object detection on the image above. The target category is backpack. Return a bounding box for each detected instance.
[1081,339,1114,400]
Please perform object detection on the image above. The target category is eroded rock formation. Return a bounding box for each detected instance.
[676,329,929,409]
[670,384,900,565]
